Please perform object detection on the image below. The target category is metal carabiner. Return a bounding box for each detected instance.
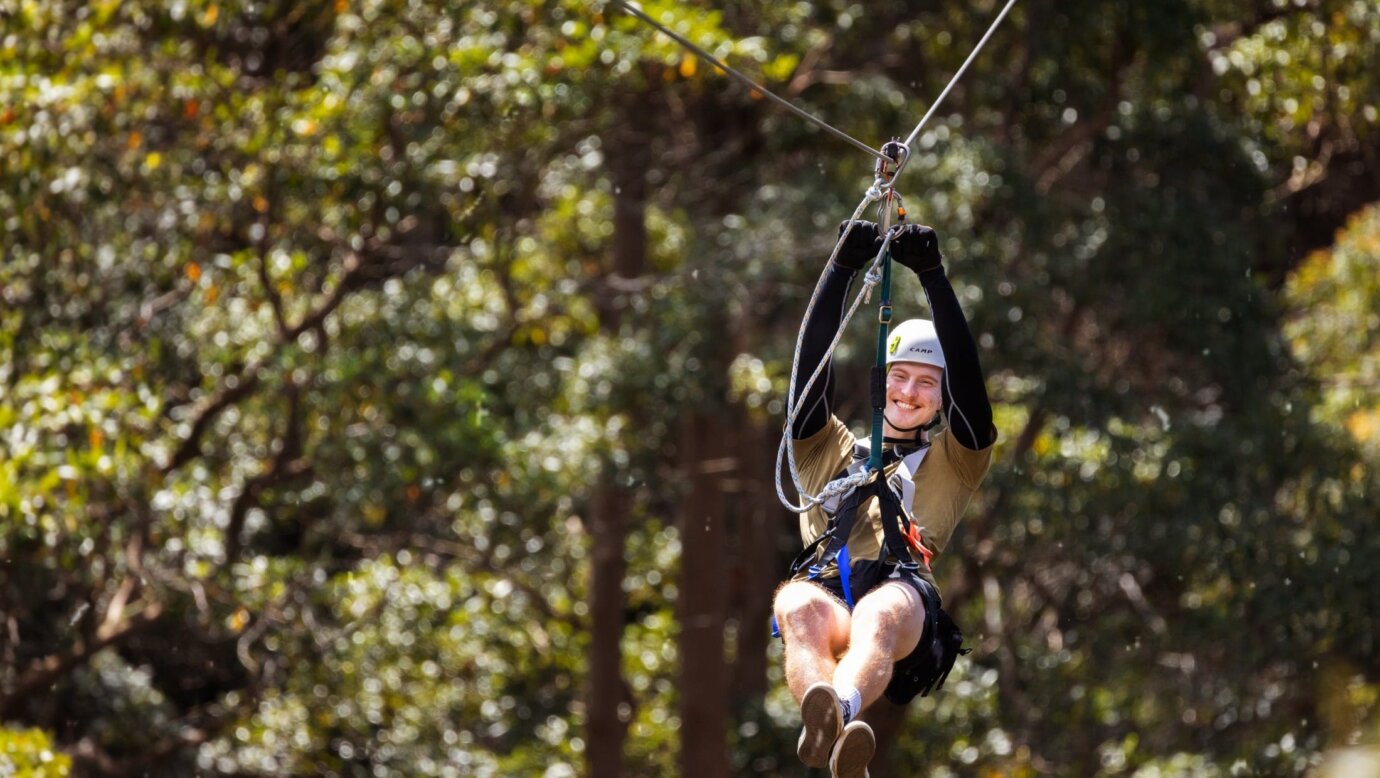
[876,189,906,233]
[874,138,910,185]
[874,139,910,232]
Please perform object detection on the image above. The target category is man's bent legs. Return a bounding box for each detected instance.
[773,581,851,702]
[833,580,925,711]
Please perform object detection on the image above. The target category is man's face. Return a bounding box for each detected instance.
[885,361,943,435]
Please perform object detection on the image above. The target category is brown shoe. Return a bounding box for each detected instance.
[797,682,844,768]
[829,720,875,778]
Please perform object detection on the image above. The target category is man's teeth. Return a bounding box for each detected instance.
[896,401,917,410]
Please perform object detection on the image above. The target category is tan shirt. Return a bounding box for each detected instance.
[792,415,994,588]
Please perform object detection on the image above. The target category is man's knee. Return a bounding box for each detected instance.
[851,582,925,652]
[774,581,845,641]
[853,581,922,621]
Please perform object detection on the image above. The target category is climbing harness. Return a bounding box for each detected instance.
[784,437,934,606]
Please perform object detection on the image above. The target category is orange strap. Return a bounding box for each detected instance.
[905,523,935,568]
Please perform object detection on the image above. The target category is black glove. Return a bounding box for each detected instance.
[834,220,881,271]
[890,224,943,276]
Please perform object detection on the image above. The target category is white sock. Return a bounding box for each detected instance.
[837,686,862,723]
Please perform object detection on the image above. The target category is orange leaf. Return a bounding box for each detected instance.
[228,607,249,632]
[128,130,142,150]
[253,195,269,213]
[186,261,201,282]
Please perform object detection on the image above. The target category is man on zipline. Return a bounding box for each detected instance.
[774,219,996,777]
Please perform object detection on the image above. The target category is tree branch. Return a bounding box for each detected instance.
[0,601,163,719]
[159,238,426,477]
[161,367,263,475]
[223,382,311,563]
[1207,2,1321,51]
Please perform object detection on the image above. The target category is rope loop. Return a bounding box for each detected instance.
[775,184,903,513]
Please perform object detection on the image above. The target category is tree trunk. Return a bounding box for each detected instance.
[677,413,730,776]
[587,482,630,778]
[862,698,910,776]
[586,92,652,778]
[729,409,777,700]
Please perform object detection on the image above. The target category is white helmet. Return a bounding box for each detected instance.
[886,319,945,372]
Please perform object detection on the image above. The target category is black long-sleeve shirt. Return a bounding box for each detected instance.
[791,263,994,451]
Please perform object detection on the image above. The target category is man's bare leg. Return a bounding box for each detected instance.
[772,581,851,701]
[774,581,852,767]
[825,582,925,777]
[833,580,925,709]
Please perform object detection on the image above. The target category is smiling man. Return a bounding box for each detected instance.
[774,220,997,777]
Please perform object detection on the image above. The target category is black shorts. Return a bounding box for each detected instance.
[799,561,969,704]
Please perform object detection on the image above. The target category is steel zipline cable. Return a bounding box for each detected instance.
[606,0,888,162]
[894,0,1020,180]
[605,0,1019,512]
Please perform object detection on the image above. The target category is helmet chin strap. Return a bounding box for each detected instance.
[883,409,942,435]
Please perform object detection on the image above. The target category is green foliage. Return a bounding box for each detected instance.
[1208,0,1380,161]
[1285,204,1380,462]
[2,0,1378,775]
[0,728,71,777]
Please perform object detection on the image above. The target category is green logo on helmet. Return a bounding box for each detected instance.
[888,333,901,355]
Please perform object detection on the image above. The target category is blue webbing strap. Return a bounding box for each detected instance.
[837,545,854,608]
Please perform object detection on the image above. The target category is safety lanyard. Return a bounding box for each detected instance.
[867,142,906,473]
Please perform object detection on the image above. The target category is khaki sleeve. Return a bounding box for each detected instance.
[937,427,995,490]
[909,429,997,555]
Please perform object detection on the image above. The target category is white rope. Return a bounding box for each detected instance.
[774,182,903,513]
